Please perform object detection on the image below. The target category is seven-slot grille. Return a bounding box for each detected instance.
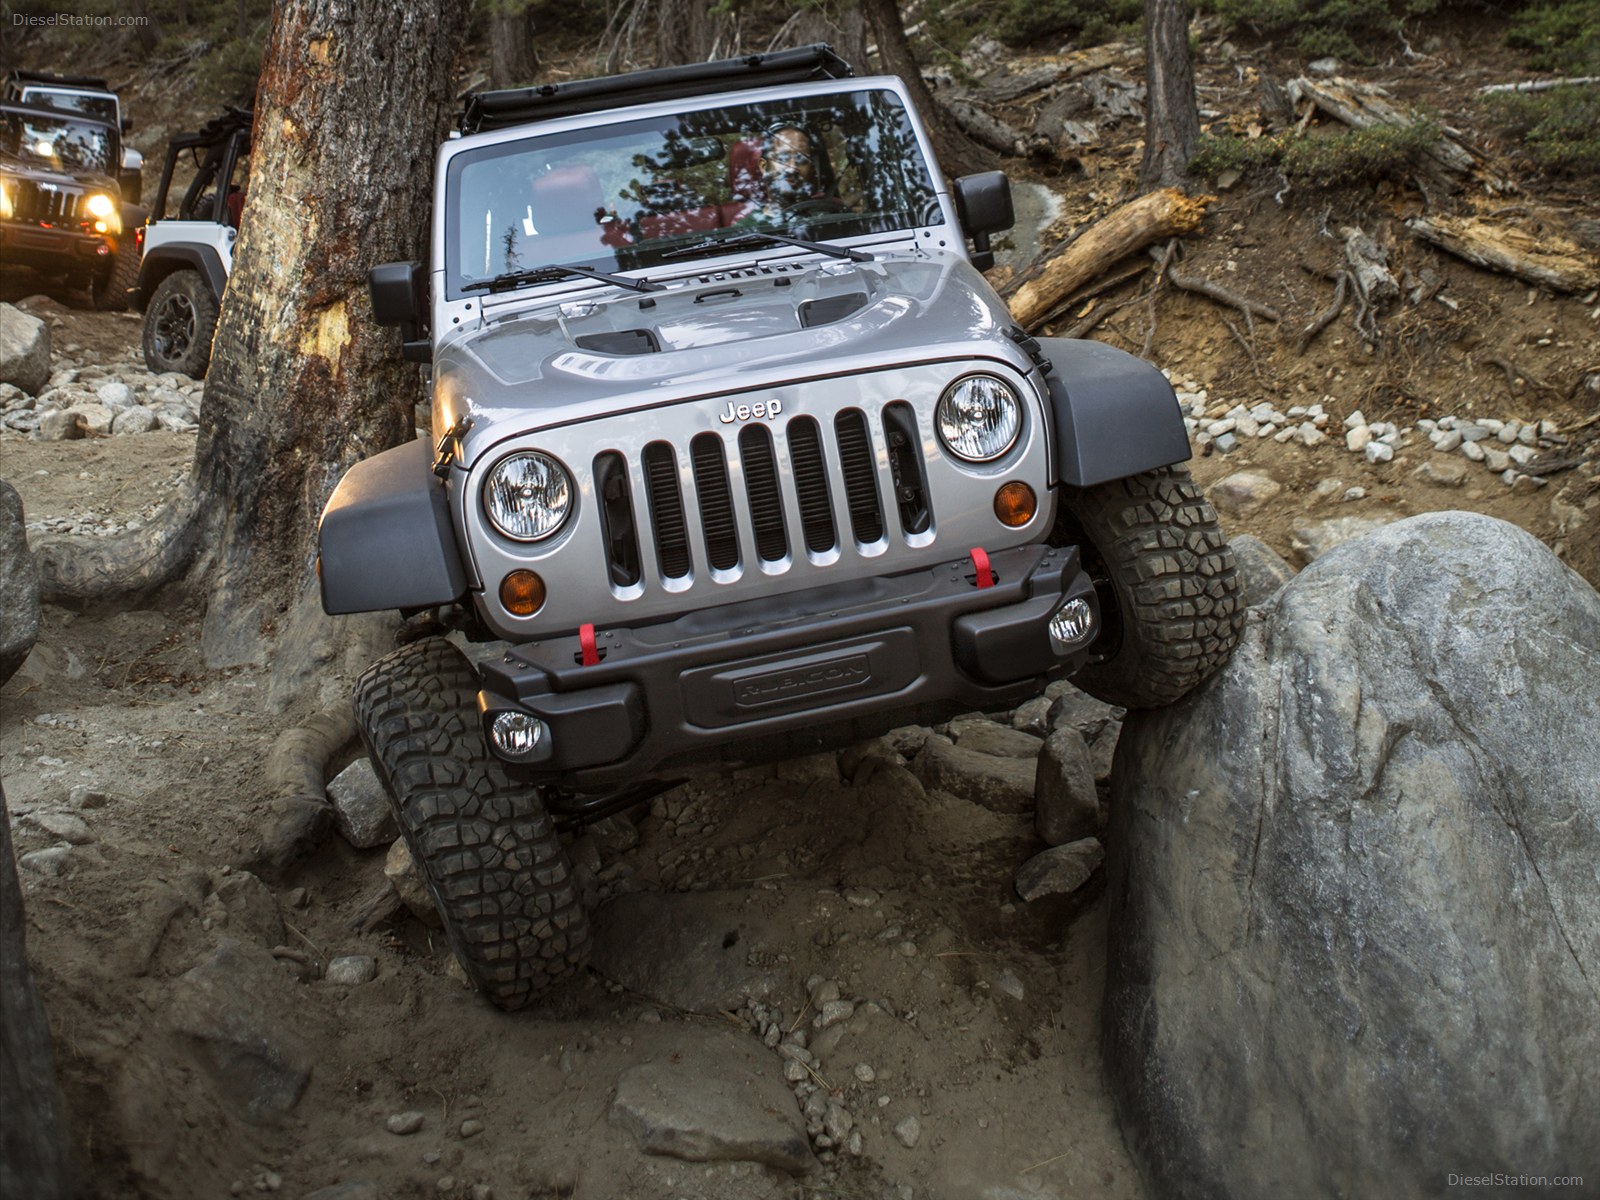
[6,181,85,224]
[595,405,932,590]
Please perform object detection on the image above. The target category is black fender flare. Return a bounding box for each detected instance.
[318,438,469,616]
[134,243,227,311]
[1036,337,1191,488]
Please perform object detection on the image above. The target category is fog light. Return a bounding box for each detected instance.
[1048,597,1095,647]
[490,711,547,760]
[500,569,546,616]
[993,481,1036,527]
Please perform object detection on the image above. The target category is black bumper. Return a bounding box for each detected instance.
[0,222,113,275]
[477,543,1098,791]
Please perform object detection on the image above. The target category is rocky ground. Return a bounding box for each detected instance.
[4,14,1600,1197]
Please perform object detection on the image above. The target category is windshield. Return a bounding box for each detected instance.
[21,88,118,127]
[444,87,939,298]
[0,110,113,173]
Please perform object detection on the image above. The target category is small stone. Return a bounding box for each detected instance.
[1497,422,1521,444]
[327,759,398,849]
[1458,422,1490,443]
[1413,459,1468,489]
[1343,409,1366,430]
[325,955,378,986]
[96,381,135,409]
[459,1118,484,1138]
[1213,432,1238,454]
[1433,429,1463,452]
[26,810,94,844]
[1015,838,1104,902]
[1484,448,1511,473]
[994,969,1025,1001]
[1342,487,1366,502]
[847,1129,863,1156]
[854,1062,876,1083]
[817,999,855,1028]
[387,1111,425,1135]
[1210,470,1283,520]
[112,407,159,435]
[1346,426,1372,453]
[1363,441,1393,464]
[823,1102,854,1143]
[844,888,879,908]
[894,1115,922,1149]
[1461,440,1487,463]
[436,1178,454,1194]
[810,979,841,1006]
[471,1186,493,1200]
[20,847,72,876]
[784,1058,810,1083]
[1508,444,1536,466]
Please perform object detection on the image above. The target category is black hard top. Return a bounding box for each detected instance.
[460,43,854,135]
[6,69,115,93]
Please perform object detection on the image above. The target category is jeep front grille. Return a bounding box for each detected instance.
[606,405,905,590]
[9,182,84,223]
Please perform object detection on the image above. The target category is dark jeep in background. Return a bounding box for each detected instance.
[317,46,1244,1010]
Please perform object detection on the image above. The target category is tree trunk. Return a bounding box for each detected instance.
[656,0,716,65]
[191,0,470,691]
[490,0,539,87]
[860,0,994,179]
[1139,0,1201,191]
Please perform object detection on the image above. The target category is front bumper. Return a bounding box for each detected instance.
[0,221,112,274]
[477,542,1098,790]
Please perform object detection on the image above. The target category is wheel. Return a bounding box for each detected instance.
[91,236,140,312]
[353,637,590,1010]
[141,269,220,378]
[1054,464,1243,709]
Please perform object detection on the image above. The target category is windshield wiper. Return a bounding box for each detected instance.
[462,263,660,295]
[660,230,874,263]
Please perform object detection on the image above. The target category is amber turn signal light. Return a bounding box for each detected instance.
[500,570,546,616]
[993,481,1036,527]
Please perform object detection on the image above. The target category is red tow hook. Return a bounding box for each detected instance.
[969,547,995,589]
[579,623,600,666]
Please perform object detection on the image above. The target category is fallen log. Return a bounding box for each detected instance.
[1006,188,1214,330]
[1286,76,1478,176]
[1479,76,1600,95]
[1406,214,1600,293]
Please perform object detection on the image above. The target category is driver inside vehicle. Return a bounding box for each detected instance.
[734,122,839,226]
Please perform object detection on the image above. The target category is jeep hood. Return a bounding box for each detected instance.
[436,252,1028,467]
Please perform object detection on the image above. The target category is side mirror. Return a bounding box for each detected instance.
[953,172,1015,272]
[369,261,431,363]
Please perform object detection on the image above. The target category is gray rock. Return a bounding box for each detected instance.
[610,1028,816,1173]
[915,736,1036,813]
[893,1115,922,1149]
[111,407,159,436]
[1086,719,1121,785]
[212,872,285,948]
[1033,727,1098,846]
[459,1118,484,1138]
[165,940,313,1123]
[589,891,788,1012]
[1432,428,1463,452]
[822,1101,853,1142]
[1213,432,1238,453]
[386,1111,424,1135]
[0,481,41,685]
[65,403,114,437]
[1228,534,1296,609]
[1015,838,1103,901]
[1289,515,1398,565]
[326,759,397,849]
[1413,458,1468,488]
[24,811,93,845]
[1210,470,1283,519]
[34,409,80,441]
[817,999,855,1028]
[0,303,50,395]
[945,718,1043,759]
[20,847,72,877]
[1009,696,1052,736]
[1046,686,1120,740]
[325,956,377,986]
[383,839,439,927]
[95,381,135,409]
[1105,512,1600,1200]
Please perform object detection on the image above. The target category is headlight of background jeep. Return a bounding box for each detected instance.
[936,374,1021,463]
[0,180,13,219]
[483,451,573,542]
[84,193,115,218]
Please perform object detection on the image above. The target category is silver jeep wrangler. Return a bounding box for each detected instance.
[318,46,1242,1010]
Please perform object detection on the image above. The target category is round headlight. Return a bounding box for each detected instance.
[936,375,1021,463]
[483,451,572,541]
[85,193,116,219]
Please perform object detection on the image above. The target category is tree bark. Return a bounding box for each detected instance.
[1006,188,1214,329]
[1139,0,1201,191]
[860,0,994,179]
[191,0,470,686]
[490,0,539,87]
[655,0,717,65]
[1407,214,1600,293]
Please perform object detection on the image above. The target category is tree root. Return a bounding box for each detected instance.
[1163,266,1283,324]
[1036,262,1150,331]
[1481,354,1558,399]
[1064,297,1137,340]
[1296,271,1350,353]
[1143,240,1179,358]
[1222,315,1265,381]
[249,703,358,881]
[33,485,204,605]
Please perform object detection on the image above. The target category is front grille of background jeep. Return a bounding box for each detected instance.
[598,404,920,589]
[8,182,84,224]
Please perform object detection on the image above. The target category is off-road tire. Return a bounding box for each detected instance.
[91,237,140,312]
[141,269,220,378]
[1055,464,1243,709]
[354,637,590,1010]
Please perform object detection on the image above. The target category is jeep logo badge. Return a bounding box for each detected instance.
[718,399,783,424]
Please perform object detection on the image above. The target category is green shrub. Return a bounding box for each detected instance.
[1486,86,1600,173]
[995,0,1143,48]
[1197,0,1441,62]
[1190,116,1443,186]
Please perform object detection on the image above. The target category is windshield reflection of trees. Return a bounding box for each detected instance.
[1,114,111,173]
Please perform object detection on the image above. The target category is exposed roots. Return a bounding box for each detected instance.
[250,702,360,881]
[1296,270,1351,353]
[1164,265,1283,324]
[33,485,205,606]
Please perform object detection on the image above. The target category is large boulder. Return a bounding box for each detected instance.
[1104,512,1600,1200]
[0,304,51,396]
[0,481,41,685]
